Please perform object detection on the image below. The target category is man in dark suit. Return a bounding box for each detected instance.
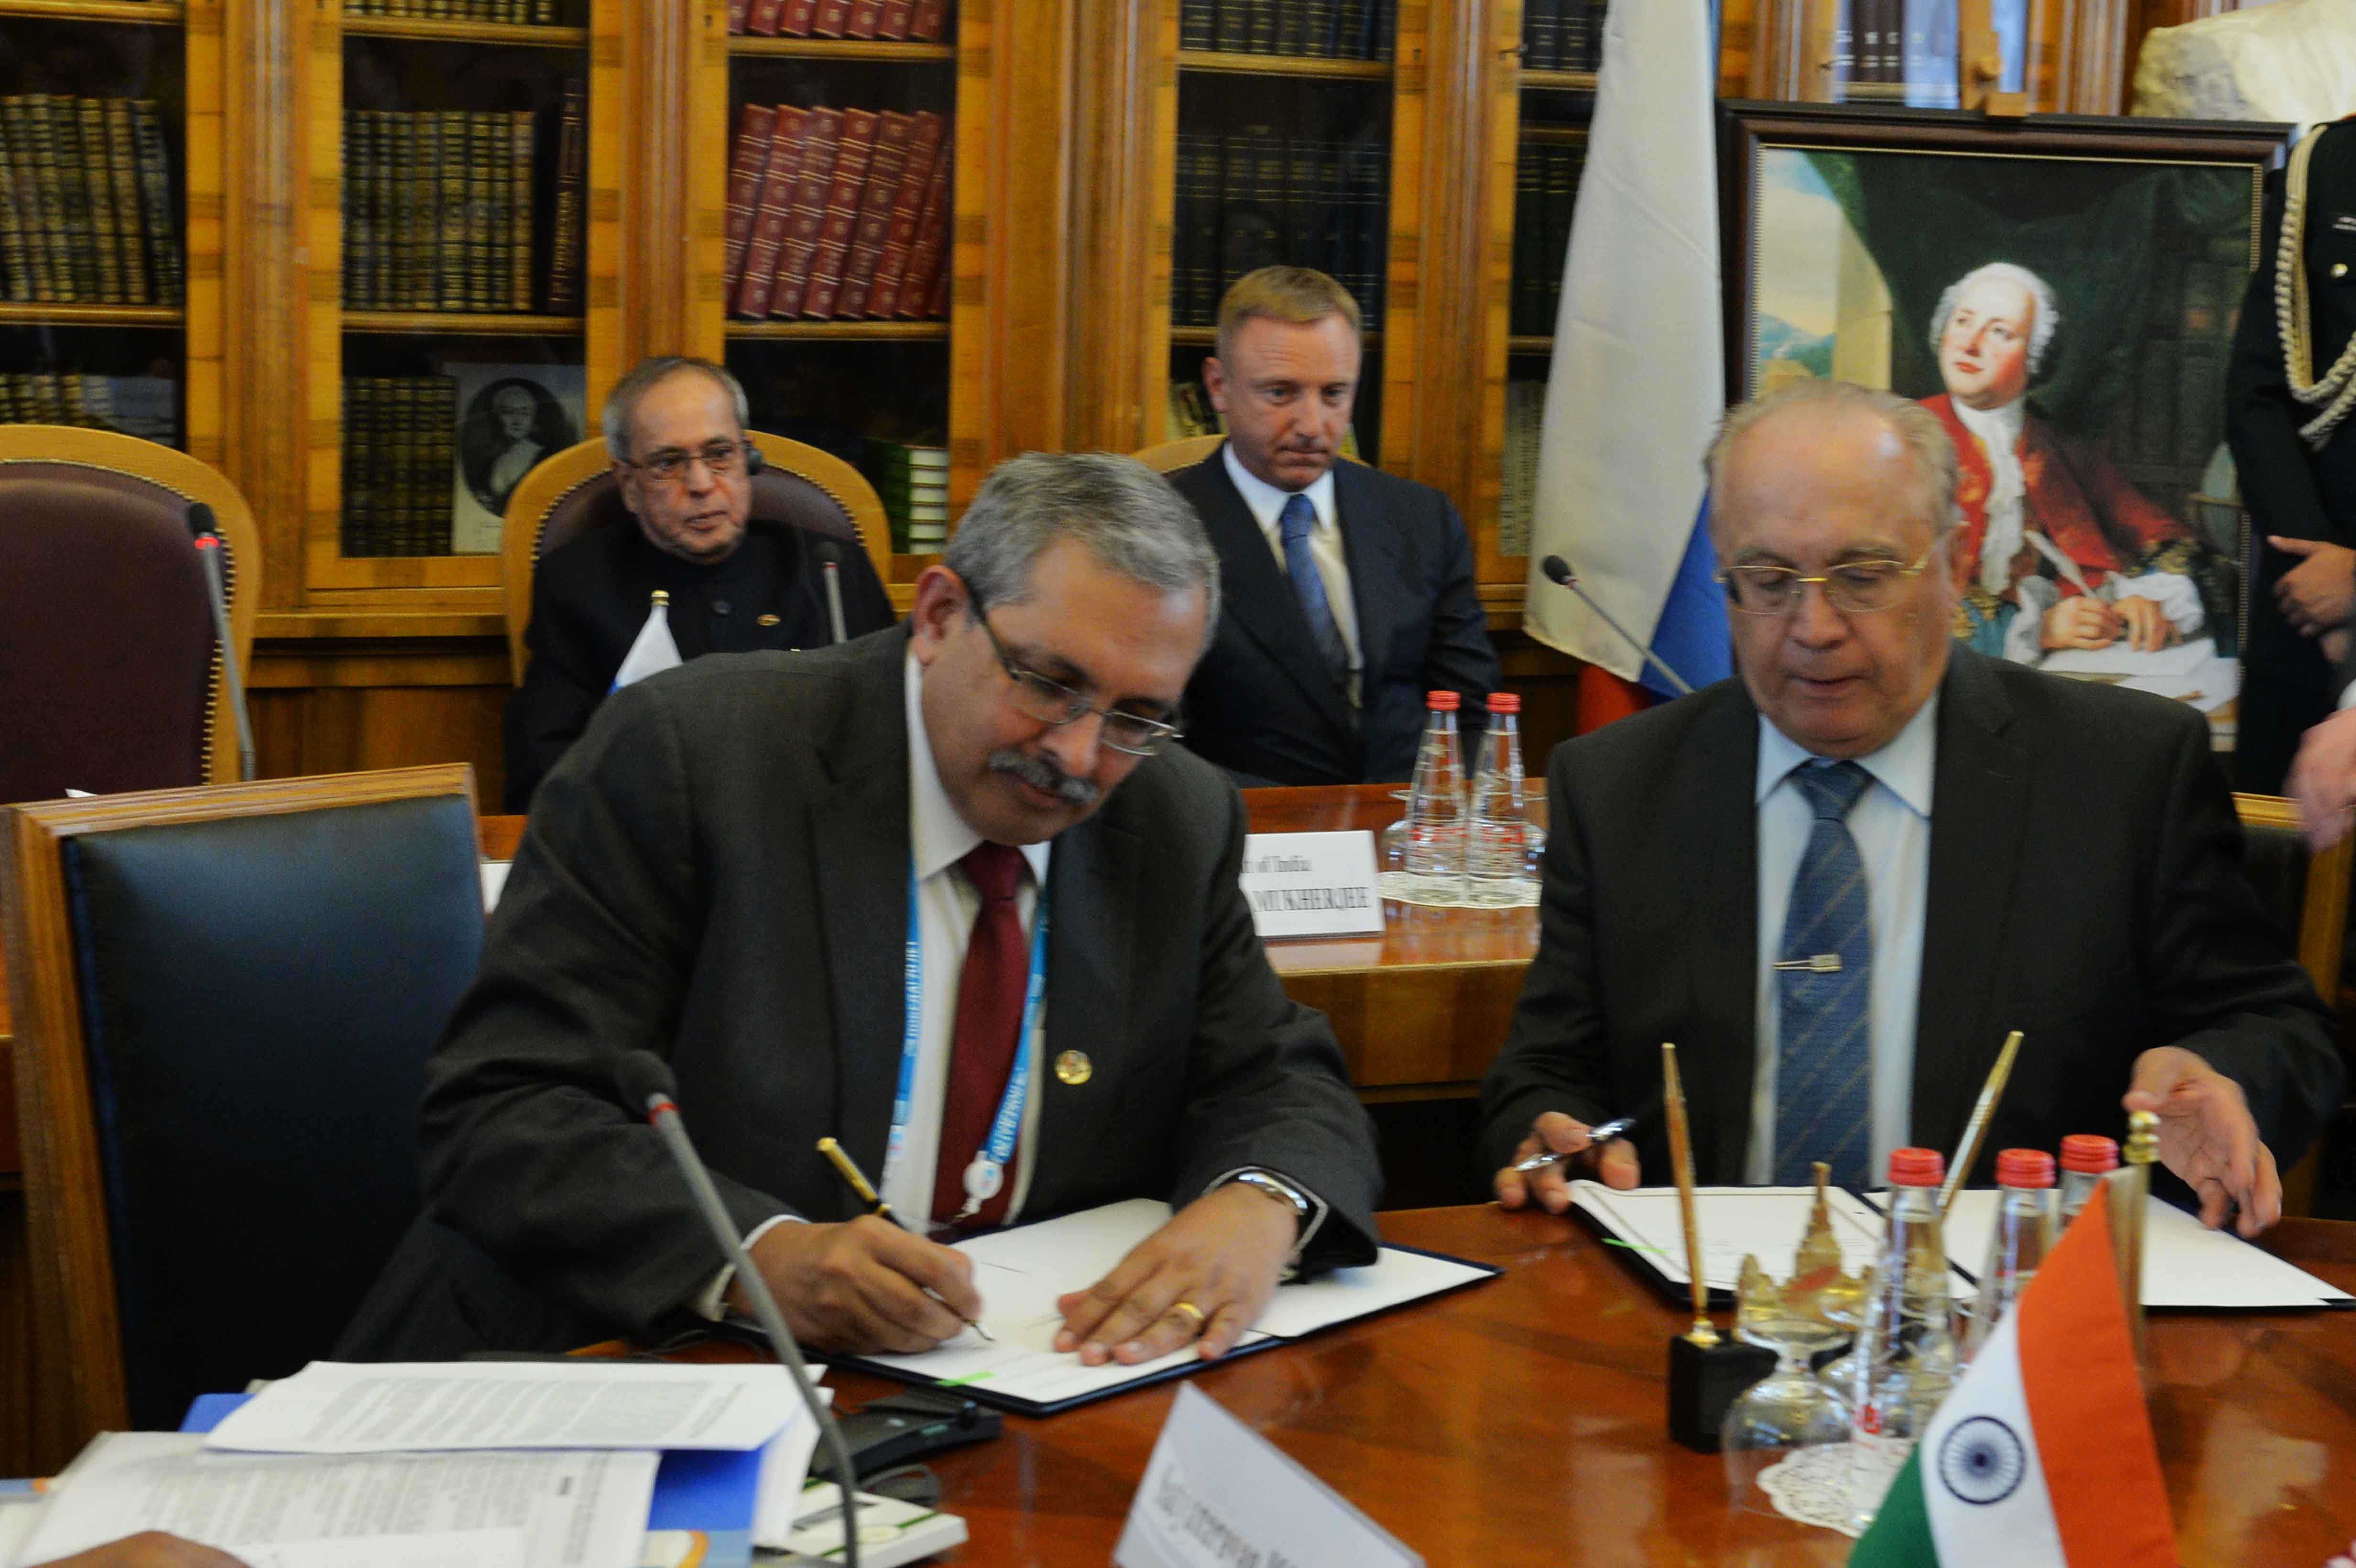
[503,355,895,811]
[1481,380,2340,1236]
[344,453,1379,1367]
[1167,267,1500,785]
[2229,120,2356,795]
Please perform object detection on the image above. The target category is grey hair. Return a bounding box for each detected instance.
[945,452,1222,642]
[1705,378,1961,536]
[1929,261,2060,379]
[601,356,751,460]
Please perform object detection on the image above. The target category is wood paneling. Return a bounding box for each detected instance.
[249,640,509,804]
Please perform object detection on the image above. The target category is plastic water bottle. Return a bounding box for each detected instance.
[2058,1133,2119,1230]
[1848,1147,1958,1531]
[1398,690,1468,899]
[1462,693,1528,905]
[1962,1148,2055,1361]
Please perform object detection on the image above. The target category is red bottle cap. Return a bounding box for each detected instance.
[1995,1148,2056,1188]
[1887,1147,1945,1187]
[1426,691,1460,711]
[2060,1134,2119,1174]
[1487,693,1520,714]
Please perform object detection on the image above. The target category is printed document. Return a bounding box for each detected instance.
[1935,1187,2355,1308]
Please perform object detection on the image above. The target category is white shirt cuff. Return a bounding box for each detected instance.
[1205,1166,1330,1268]
[690,1213,802,1323]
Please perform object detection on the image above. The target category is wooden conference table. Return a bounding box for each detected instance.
[700,1204,2356,1567]
[481,783,1540,1102]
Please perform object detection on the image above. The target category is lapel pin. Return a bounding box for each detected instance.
[757,612,781,627]
[1054,1049,1092,1086]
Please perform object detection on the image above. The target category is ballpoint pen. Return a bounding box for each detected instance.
[1512,1115,1636,1172]
[816,1137,994,1342]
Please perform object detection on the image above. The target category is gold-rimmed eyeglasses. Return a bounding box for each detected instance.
[1715,544,1938,616]
[622,440,748,486]
[966,588,1185,757]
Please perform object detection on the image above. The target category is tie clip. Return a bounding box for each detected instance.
[1774,954,1842,973]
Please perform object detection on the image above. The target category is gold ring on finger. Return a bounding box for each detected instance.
[1167,1300,1206,1332]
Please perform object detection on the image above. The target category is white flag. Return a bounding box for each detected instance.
[611,592,682,691]
[1523,0,1724,683]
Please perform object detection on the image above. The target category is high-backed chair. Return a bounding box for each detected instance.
[2233,792,2355,1218]
[500,433,893,685]
[1131,431,1367,476]
[0,427,261,803]
[0,766,484,1467]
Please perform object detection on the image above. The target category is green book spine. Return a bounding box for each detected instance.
[341,109,364,308]
[0,105,31,302]
[436,111,467,311]
[468,111,495,312]
[130,100,181,306]
[545,81,587,313]
[105,99,148,305]
[14,98,65,302]
[397,114,428,308]
[511,110,534,311]
[425,375,458,555]
[50,96,98,302]
[78,98,124,303]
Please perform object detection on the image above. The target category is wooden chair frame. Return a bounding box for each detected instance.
[2234,793,2354,1219]
[0,764,476,1469]
[1130,432,1368,476]
[0,427,262,788]
[499,433,894,686]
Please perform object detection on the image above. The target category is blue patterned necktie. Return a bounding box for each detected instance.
[1278,491,1350,693]
[1774,760,1875,1190]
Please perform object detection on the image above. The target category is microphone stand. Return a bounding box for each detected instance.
[191,513,257,780]
[1538,555,1696,696]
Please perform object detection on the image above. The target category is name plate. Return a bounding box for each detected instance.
[1237,831,1383,938]
[1115,1385,1420,1568]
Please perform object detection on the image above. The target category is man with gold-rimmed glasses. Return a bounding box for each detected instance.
[505,355,895,810]
[1481,378,2339,1239]
[346,450,1380,1371]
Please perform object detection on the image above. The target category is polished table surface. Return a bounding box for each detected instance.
[748,1204,2356,1567]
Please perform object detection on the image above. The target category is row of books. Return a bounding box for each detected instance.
[0,96,182,308]
[728,0,948,39]
[1170,127,1387,329]
[340,84,588,315]
[863,438,948,553]
[1508,134,1584,339]
[1522,0,1608,75]
[1177,0,1396,62]
[1499,378,1542,559]
[341,375,460,556]
[0,372,176,442]
[341,0,560,19]
[724,103,952,322]
[1839,0,1934,87]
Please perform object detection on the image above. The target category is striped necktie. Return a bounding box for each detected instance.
[1773,760,1875,1190]
[1278,491,1350,693]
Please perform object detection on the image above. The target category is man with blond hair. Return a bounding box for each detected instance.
[1167,266,1499,786]
[1482,378,2339,1238]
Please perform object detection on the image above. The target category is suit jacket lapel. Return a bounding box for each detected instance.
[1031,810,1139,1207]
[1678,686,1762,1180]
[1199,447,1360,748]
[1334,460,1403,687]
[808,636,916,1218]
[1912,650,2030,1169]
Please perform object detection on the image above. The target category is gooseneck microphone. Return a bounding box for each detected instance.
[187,502,257,779]
[816,542,849,644]
[616,1050,863,1568]
[1538,554,1696,697]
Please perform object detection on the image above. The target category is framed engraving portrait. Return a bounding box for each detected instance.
[1720,104,2291,741]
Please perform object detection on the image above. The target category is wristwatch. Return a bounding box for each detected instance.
[1227,1168,1313,1231]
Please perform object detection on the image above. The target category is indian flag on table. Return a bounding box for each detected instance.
[1849,1180,2177,1567]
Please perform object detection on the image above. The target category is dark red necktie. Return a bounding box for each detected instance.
[931,841,1028,1228]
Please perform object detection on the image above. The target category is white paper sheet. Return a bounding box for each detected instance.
[204,1361,798,1454]
[481,860,513,911]
[1570,1184,1977,1298]
[18,1432,654,1568]
[230,1531,528,1568]
[1936,1188,2355,1309]
[752,1388,832,1550]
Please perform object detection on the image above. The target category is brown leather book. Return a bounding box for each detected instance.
[908,0,947,41]
[810,0,852,37]
[844,0,882,36]
[796,107,879,319]
[721,102,777,296]
[875,0,912,37]
[728,0,750,32]
[732,106,805,318]
[764,105,841,318]
[832,109,914,318]
[893,131,953,319]
[777,0,818,33]
[744,0,787,33]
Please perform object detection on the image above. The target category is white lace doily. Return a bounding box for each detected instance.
[1376,872,1539,909]
[1754,1445,1864,1537]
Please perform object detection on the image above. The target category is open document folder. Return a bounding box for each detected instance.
[836,1198,1499,1416]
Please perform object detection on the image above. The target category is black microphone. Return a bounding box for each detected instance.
[815,541,849,643]
[1537,554,1696,697]
[615,1050,864,1568]
[187,502,257,779]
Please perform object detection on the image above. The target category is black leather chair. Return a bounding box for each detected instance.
[0,766,482,1466]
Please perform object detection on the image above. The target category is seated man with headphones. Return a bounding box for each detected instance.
[505,356,897,810]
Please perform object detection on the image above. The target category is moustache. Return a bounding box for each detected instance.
[989,748,1100,807]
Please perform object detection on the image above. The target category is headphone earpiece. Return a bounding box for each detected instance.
[742,442,766,476]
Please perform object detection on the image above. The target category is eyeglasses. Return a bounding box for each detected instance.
[966,588,1185,757]
[1715,545,1938,616]
[623,441,747,485]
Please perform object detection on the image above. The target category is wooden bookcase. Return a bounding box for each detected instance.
[0,0,222,470]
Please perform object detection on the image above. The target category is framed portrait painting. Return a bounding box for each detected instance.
[1720,104,2291,742]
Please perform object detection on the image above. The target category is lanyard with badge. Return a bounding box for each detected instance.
[886,865,1049,1223]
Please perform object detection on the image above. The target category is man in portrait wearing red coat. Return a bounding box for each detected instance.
[1921,261,2220,665]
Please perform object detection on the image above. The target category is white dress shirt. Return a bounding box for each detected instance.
[1223,443,1363,704]
[1745,695,1938,1187]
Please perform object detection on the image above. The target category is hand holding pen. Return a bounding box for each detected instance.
[1494,1111,1643,1213]
[816,1139,994,1343]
